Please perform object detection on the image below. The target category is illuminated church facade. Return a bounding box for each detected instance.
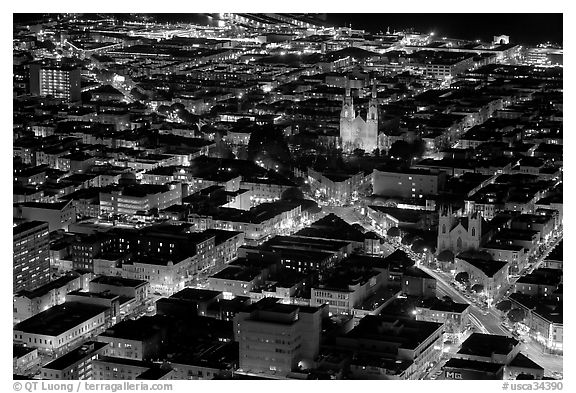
[339,84,381,153]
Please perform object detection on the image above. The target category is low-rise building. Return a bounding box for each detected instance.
[13,302,109,356]
[508,293,563,354]
[99,183,182,216]
[335,314,444,380]
[14,201,76,232]
[188,200,303,244]
[442,358,504,380]
[40,341,109,380]
[414,298,470,339]
[13,271,93,323]
[89,276,150,304]
[372,168,444,199]
[307,168,368,204]
[367,205,435,233]
[92,356,170,380]
[504,353,545,380]
[402,266,437,299]
[120,256,191,296]
[97,316,169,361]
[156,288,222,318]
[168,342,237,380]
[454,255,508,301]
[481,243,527,275]
[311,269,384,315]
[513,268,562,298]
[454,333,520,365]
[13,345,40,376]
[207,259,274,297]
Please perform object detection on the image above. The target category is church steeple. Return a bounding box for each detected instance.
[341,79,355,120]
[367,79,378,122]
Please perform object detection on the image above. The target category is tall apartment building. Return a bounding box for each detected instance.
[13,221,50,293]
[233,298,326,376]
[29,63,81,102]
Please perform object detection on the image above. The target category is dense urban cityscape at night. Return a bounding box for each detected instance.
[12,12,563,383]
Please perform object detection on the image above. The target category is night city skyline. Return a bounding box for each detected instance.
[12,12,563,385]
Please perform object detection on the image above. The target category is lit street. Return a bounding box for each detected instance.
[326,202,563,378]
[419,263,563,378]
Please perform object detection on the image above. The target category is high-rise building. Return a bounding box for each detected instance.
[13,221,51,293]
[233,298,326,376]
[29,63,81,102]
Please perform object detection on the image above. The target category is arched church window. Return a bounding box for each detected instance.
[457,237,462,249]
[442,224,446,234]
[472,228,476,237]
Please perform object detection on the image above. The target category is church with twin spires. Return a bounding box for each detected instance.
[339,82,380,154]
[436,205,492,255]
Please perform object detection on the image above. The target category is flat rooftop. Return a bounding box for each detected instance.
[508,353,544,371]
[14,302,109,336]
[90,275,148,288]
[99,315,169,341]
[263,235,350,252]
[418,297,469,314]
[482,243,524,252]
[16,201,70,210]
[345,314,443,350]
[458,333,519,357]
[15,273,81,299]
[13,345,36,358]
[456,256,507,277]
[169,341,237,371]
[13,220,48,236]
[136,366,173,380]
[368,206,423,224]
[93,356,150,368]
[443,357,504,374]
[210,266,262,282]
[294,213,365,243]
[169,288,222,302]
[546,240,563,261]
[42,341,109,371]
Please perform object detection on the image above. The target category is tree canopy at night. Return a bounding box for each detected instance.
[281,187,304,201]
[388,140,426,162]
[248,125,292,172]
[455,272,469,285]
[507,308,526,323]
[496,300,512,312]
[437,250,455,263]
[411,238,427,253]
[387,227,401,237]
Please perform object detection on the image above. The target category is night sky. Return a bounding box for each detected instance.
[158,13,563,46]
